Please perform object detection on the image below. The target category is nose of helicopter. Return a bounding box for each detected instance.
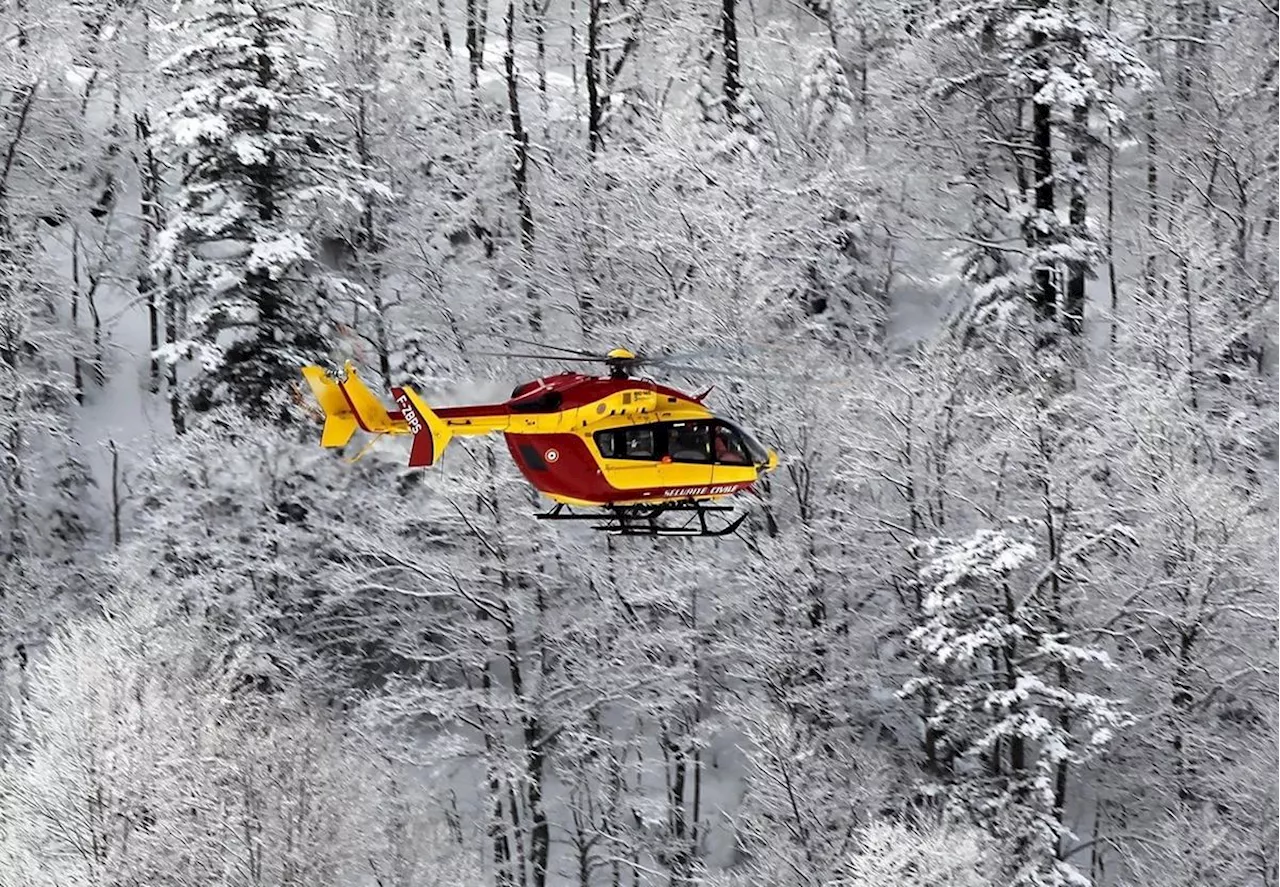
[762,449,779,473]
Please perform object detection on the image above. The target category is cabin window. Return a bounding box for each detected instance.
[595,426,657,460]
[711,422,750,464]
[717,419,770,464]
[666,422,713,463]
[594,421,753,463]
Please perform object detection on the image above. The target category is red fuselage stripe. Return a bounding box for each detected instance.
[436,404,512,419]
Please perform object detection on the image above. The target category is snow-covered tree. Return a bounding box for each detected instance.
[922,0,1151,339]
[801,47,857,145]
[0,0,1272,882]
[0,581,484,885]
[0,44,100,670]
[116,403,372,687]
[153,0,373,419]
[899,529,1131,886]
[712,815,997,887]
[713,693,901,884]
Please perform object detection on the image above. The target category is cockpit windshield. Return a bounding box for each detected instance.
[718,420,770,465]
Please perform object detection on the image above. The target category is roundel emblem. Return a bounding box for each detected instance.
[544,448,560,463]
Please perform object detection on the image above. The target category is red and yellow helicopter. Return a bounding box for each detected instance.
[300,346,778,537]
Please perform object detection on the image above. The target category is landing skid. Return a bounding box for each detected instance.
[535,501,748,538]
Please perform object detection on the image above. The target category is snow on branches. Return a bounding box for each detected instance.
[153,0,376,419]
[801,47,857,145]
[927,0,1152,115]
[900,528,1131,887]
[923,0,1152,341]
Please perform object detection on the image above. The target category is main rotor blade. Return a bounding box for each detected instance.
[641,362,722,375]
[501,337,601,358]
[643,361,802,382]
[469,350,602,362]
[647,345,756,364]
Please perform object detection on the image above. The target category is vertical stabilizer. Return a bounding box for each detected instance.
[301,366,359,448]
[338,361,402,434]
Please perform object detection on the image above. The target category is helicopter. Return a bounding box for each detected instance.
[300,345,779,537]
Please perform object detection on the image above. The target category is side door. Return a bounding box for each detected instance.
[658,420,717,495]
[590,423,665,493]
[709,420,757,490]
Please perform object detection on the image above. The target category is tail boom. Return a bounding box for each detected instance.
[301,362,508,469]
[391,393,513,467]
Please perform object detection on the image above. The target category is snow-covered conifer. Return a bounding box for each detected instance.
[153,0,369,419]
[801,47,857,145]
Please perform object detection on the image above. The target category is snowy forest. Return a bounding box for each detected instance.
[0,0,1276,882]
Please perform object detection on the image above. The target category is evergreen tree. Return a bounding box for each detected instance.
[801,47,858,146]
[153,0,367,419]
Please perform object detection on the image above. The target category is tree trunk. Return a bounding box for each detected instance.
[434,0,456,94]
[858,24,870,156]
[526,713,549,887]
[1039,448,1071,846]
[487,754,515,883]
[141,230,160,393]
[663,724,691,887]
[165,271,186,435]
[1064,104,1087,336]
[720,0,742,122]
[690,582,704,871]
[1142,0,1160,302]
[85,247,104,389]
[503,0,541,333]
[466,0,488,93]
[1105,0,1118,349]
[1170,629,1197,805]
[586,0,603,153]
[71,241,84,404]
[109,440,121,547]
[13,0,27,47]
[0,307,27,564]
[1181,253,1198,411]
[136,10,162,393]
[436,0,454,56]
[352,86,392,382]
[1030,29,1056,327]
[529,0,549,128]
